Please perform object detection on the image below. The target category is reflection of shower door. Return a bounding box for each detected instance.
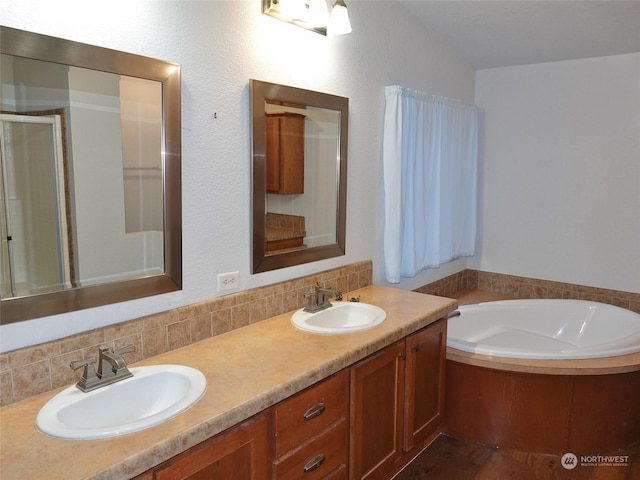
[0,114,71,298]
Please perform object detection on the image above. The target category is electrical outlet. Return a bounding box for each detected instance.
[217,271,240,292]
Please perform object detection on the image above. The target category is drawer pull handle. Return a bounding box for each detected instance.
[303,403,325,421]
[303,453,325,472]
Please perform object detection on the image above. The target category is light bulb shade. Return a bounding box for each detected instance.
[307,0,330,27]
[329,0,352,35]
[278,0,306,20]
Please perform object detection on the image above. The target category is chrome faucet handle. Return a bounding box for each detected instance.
[317,284,342,301]
[70,356,97,375]
[70,356,99,392]
[114,344,135,357]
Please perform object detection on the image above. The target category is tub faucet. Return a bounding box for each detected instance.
[303,282,343,313]
[70,344,135,392]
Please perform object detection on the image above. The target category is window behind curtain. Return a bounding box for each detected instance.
[382,85,478,283]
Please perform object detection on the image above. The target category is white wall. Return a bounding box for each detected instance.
[0,0,476,352]
[473,53,640,293]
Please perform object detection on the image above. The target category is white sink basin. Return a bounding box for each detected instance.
[291,302,386,334]
[36,365,207,439]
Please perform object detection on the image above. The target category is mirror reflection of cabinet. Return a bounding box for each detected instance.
[250,79,348,274]
[266,112,305,195]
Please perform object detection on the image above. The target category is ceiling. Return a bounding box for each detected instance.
[395,0,640,69]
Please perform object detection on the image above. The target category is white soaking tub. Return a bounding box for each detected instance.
[447,299,640,359]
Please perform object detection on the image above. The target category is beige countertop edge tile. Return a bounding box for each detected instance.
[0,285,456,480]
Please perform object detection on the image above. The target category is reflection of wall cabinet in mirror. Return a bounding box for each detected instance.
[266,112,305,194]
[251,79,348,274]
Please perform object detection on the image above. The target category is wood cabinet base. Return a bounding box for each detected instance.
[133,414,269,480]
[350,319,447,480]
[445,361,640,454]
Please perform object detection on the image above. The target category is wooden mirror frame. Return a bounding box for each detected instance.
[0,27,182,324]
[250,79,348,273]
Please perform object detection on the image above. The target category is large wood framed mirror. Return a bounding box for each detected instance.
[250,80,348,273]
[0,27,182,325]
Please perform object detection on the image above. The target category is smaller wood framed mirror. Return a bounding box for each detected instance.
[250,80,348,273]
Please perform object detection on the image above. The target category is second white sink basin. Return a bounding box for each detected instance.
[36,364,207,439]
[291,301,386,334]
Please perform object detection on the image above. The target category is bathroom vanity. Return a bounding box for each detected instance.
[0,286,456,479]
[133,319,446,480]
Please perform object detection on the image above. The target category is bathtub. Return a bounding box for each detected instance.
[447,299,640,359]
[444,298,640,454]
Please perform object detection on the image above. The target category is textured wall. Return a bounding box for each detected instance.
[474,54,640,292]
[0,1,476,352]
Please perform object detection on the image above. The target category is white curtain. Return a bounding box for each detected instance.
[382,85,478,283]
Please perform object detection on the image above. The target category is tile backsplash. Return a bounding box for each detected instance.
[0,261,372,406]
[3,262,638,407]
[415,269,640,314]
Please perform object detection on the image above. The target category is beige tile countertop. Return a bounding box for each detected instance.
[0,285,456,480]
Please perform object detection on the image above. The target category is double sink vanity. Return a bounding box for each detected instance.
[0,27,455,480]
[0,286,456,479]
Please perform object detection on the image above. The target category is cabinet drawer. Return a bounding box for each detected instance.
[322,464,347,480]
[273,419,348,480]
[274,371,348,457]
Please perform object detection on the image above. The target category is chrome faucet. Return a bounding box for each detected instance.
[303,283,342,313]
[70,344,135,392]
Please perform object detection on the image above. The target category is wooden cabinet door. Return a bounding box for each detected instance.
[266,116,281,192]
[403,319,447,452]
[350,341,405,480]
[150,414,269,480]
[265,113,304,194]
[278,114,304,194]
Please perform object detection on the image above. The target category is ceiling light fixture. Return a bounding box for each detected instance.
[262,0,352,36]
[329,0,352,35]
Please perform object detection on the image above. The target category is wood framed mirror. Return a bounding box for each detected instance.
[0,27,182,324]
[250,79,348,273]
